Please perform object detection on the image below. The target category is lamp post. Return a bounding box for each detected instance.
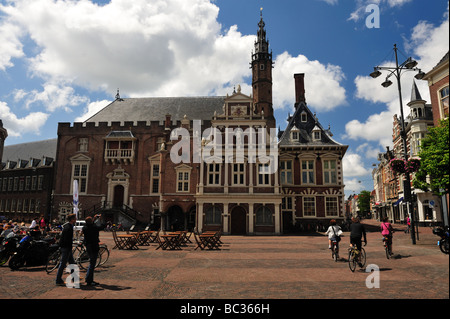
[370,44,425,245]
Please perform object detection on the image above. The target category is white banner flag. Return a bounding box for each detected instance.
[73,179,79,219]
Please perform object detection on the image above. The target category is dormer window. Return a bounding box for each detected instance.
[301,112,307,122]
[290,125,299,141]
[312,125,321,141]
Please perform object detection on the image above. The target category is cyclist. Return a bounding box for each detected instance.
[349,217,367,265]
[380,217,394,255]
[326,219,342,249]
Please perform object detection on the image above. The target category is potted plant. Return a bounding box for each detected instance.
[389,158,406,174]
[406,158,420,173]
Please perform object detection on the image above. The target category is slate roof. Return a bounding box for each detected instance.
[85,96,226,124]
[2,138,57,164]
[278,101,347,149]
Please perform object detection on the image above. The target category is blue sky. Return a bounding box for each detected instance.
[1,0,449,196]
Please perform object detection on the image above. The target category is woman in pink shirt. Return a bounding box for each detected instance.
[381,217,394,255]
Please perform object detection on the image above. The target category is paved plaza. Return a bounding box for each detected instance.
[0,220,448,302]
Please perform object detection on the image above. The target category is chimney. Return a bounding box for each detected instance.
[294,73,306,106]
[165,114,171,130]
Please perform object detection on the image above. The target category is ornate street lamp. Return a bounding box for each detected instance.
[370,44,424,245]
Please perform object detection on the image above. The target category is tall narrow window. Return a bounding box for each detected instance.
[303,197,316,217]
[78,138,89,152]
[256,206,273,226]
[208,163,221,185]
[72,163,89,194]
[205,205,222,225]
[280,160,293,184]
[323,160,337,184]
[440,86,449,118]
[151,163,160,194]
[177,171,190,192]
[233,163,245,185]
[258,164,270,185]
[326,197,338,217]
[301,160,315,184]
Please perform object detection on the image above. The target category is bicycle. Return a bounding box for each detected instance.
[331,239,340,262]
[348,244,366,272]
[383,236,393,259]
[46,241,109,273]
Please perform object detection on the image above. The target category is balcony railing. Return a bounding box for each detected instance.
[104,148,135,164]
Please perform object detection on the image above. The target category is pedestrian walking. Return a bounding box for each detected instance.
[82,214,103,286]
[55,213,77,286]
[405,216,411,234]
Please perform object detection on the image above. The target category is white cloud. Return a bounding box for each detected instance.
[273,52,347,111]
[75,100,111,122]
[0,0,253,98]
[0,21,24,70]
[347,0,412,22]
[344,178,366,194]
[343,153,372,177]
[0,100,49,137]
[21,83,90,112]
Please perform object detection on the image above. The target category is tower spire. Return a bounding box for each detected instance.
[251,10,274,128]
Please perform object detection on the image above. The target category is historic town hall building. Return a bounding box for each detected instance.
[1,15,348,234]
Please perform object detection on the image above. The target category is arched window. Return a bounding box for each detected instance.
[255,206,273,226]
[205,205,222,225]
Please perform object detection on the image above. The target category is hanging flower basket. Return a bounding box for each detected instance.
[389,158,407,174]
[406,158,420,173]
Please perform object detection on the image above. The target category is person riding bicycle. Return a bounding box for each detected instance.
[349,217,367,253]
[325,219,342,249]
[381,217,394,255]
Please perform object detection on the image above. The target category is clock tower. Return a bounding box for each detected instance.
[251,10,275,128]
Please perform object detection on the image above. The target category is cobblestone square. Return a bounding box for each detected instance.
[1,221,448,304]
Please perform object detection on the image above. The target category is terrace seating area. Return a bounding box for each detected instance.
[112,227,223,251]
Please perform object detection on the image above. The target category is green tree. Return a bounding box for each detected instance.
[358,190,371,215]
[413,118,449,196]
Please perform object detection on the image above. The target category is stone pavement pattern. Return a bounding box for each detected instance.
[0,220,448,299]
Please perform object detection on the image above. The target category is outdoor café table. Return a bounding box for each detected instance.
[158,234,182,250]
[112,231,138,250]
[130,230,153,246]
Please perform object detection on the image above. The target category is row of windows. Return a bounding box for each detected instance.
[71,159,338,195]
[204,197,340,226]
[205,160,338,186]
[0,198,41,214]
[0,176,45,193]
[291,196,339,217]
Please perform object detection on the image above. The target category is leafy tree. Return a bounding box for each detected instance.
[358,190,371,214]
[413,118,449,196]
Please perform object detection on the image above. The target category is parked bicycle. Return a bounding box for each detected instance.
[348,243,366,272]
[46,241,109,273]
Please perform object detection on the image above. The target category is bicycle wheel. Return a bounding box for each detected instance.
[359,248,366,268]
[439,238,449,254]
[348,249,357,272]
[46,249,61,274]
[98,246,109,266]
[77,249,90,271]
[385,244,391,259]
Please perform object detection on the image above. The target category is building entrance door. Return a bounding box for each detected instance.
[230,206,246,235]
[113,185,124,208]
